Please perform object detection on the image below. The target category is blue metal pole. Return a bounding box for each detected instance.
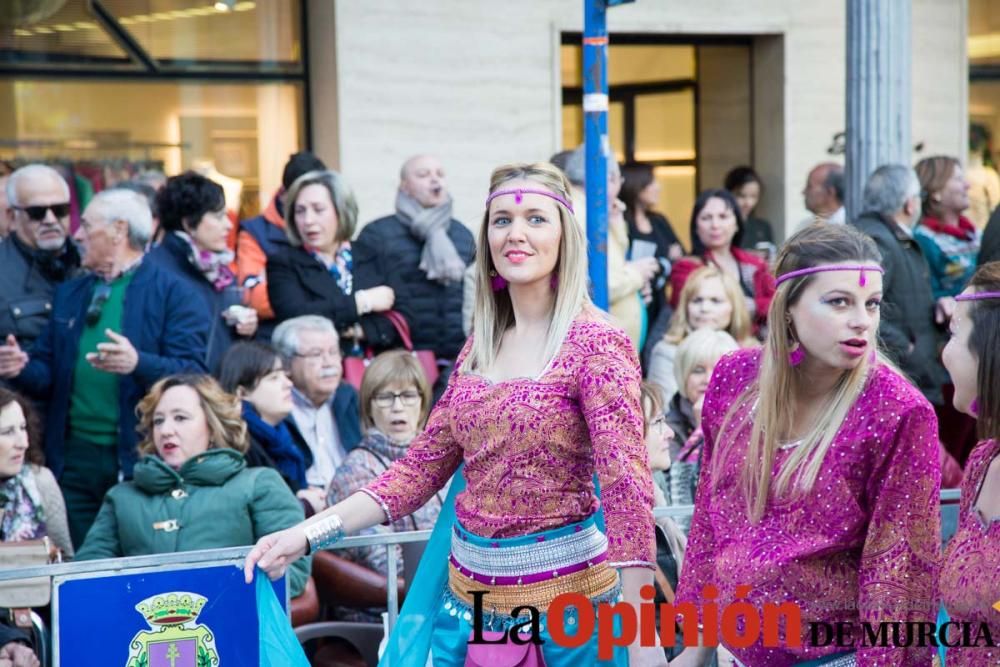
[583,0,609,310]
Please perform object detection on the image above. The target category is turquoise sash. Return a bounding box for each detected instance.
[379,468,610,666]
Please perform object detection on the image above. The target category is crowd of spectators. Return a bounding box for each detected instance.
[0,144,984,662]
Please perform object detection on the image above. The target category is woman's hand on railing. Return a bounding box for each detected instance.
[243,526,308,584]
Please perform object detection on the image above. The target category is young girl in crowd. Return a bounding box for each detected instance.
[672,223,941,667]
[218,341,306,493]
[938,261,1000,667]
[660,329,739,532]
[246,162,663,666]
[648,265,753,401]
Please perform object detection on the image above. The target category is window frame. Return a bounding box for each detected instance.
[0,0,311,143]
[560,32,753,187]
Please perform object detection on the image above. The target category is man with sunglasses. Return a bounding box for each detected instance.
[0,189,211,546]
[0,164,81,353]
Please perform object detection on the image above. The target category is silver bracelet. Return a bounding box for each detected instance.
[304,514,345,554]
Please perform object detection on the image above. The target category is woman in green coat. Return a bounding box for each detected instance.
[76,374,310,596]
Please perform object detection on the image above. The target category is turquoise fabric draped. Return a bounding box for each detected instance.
[937,605,949,666]
[255,569,310,666]
[378,468,617,666]
[379,465,467,666]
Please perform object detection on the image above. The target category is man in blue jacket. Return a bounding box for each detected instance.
[0,189,210,546]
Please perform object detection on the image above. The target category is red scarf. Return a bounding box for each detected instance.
[919,214,976,240]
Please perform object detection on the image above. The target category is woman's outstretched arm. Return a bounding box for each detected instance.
[244,490,387,583]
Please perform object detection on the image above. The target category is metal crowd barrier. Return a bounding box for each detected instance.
[0,490,964,665]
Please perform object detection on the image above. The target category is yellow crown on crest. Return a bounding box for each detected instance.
[135,591,207,626]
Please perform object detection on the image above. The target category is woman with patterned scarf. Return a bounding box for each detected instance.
[266,170,400,356]
[149,171,258,373]
[322,350,446,622]
[0,388,72,558]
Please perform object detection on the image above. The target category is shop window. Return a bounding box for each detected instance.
[970,0,1000,69]
[0,79,303,219]
[0,1,301,70]
[0,2,306,217]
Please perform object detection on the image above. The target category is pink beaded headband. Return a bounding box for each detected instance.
[775,264,884,288]
[955,291,1000,301]
[485,188,575,214]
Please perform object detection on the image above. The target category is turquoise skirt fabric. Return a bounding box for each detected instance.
[379,467,626,666]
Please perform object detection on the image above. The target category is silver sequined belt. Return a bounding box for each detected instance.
[450,520,608,581]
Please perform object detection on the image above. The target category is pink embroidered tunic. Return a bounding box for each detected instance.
[362,317,656,569]
[676,348,941,667]
[940,439,1000,667]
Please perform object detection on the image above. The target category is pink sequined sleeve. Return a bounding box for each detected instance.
[856,403,941,667]
[360,344,468,523]
[578,325,655,569]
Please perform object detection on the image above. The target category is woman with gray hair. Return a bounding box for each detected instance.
[266,170,401,353]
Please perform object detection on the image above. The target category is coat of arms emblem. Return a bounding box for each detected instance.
[125,591,220,667]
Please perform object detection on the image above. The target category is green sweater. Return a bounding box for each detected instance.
[76,449,310,596]
[68,272,133,445]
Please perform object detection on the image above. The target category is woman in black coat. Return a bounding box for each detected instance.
[621,162,685,329]
[267,170,401,352]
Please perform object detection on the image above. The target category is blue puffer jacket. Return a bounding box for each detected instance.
[146,232,244,373]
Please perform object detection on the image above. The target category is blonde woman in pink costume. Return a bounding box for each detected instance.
[672,223,941,667]
[246,162,664,666]
[938,261,1000,667]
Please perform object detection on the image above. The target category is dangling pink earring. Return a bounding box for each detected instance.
[550,273,559,291]
[868,347,877,364]
[788,344,805,367]
[970,398,980,416]
[490,270,507,292]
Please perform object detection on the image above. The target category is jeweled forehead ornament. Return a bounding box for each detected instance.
[775,264,885,288]
[485,188,575,214]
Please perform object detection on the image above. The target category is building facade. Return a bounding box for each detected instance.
[0,1,976,239]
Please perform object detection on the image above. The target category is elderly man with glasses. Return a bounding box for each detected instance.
[272,315,362,515]
[0,164,82,353]
[0,189,211,546]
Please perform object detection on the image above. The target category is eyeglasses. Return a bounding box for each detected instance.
[373,390,421,408]
[293,348,342,362]
[14,203,71,222]
[86,283,112,326]
[649,415,670,432]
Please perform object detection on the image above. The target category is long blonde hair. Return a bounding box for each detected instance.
[711,224,884,521]
[463,163,590,374]
[664,265,752,345]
